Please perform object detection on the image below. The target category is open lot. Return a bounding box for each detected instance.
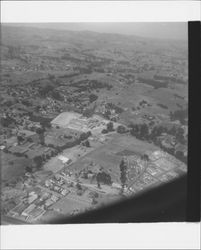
[67,134,159,183]
[50,194,90,215]
[44,144,97,173]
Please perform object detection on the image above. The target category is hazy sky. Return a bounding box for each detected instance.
[17,22,187,40]
[4,23,188,41]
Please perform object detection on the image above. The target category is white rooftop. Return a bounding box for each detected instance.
[51,112,81,128]
[58,155,70,163]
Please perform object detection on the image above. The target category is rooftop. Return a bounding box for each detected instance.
[51,112,81,128]
[19,129,37,137]
[11,202,28,215]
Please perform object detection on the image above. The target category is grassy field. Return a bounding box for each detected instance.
[67,134,159,183]
[44,145,96,173]
[1,152,30,182]
[50,194,90,215]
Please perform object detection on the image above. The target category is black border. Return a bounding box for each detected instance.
[187,21,201,222]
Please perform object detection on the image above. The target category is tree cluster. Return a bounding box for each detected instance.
[96,171,112,186]
[129,122,187,163]
[119,159,128,191]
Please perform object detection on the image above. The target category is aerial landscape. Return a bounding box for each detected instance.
[0,23,188,224]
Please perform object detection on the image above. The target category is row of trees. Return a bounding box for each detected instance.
[128,123,187,163]
[119,158,128,192]
[129,123,186,145]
